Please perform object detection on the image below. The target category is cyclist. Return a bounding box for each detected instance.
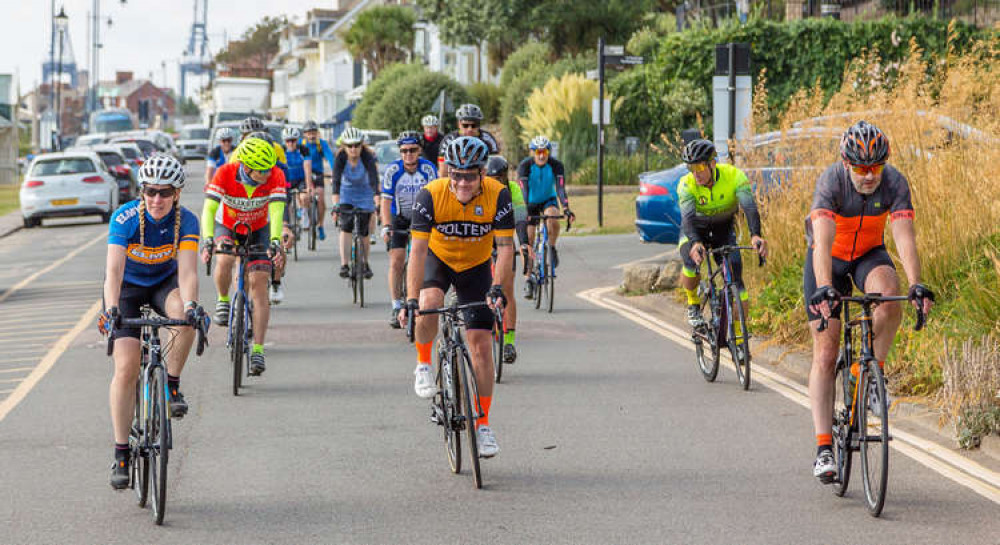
[381,130,437,328]
[205,127,237,185]
[100,153,205,489]
[302,120,336,241]
[331,127,379,280]
[201,137,287,377]
[516,135,574,297]
[269,126,313,304]
[805,120,934,483]
[437,103,500,177]
[486,155,531,363]
[675,138,767,327]
[398,136,514,458]
[232,117,287,169]
[419,114,443,164]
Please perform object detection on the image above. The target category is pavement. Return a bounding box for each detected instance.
[0,162,997,544]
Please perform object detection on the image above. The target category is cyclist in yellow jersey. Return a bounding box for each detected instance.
[398,137,514,458]
[229,117,287,167]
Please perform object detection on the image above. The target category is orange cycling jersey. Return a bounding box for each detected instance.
[410,176,515,272]
[205,162,287,233]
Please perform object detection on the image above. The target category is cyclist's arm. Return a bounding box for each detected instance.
[380,168,395,229]
[364,152,380,195]
[205,162,217,186]
[103,244,127,311]
[552,161,570,210]
[492,188,516,287]
[735,178,762,237]
[177,210,201,304]
[810,211,836,288]
[677,181,702,243]
[201,198,220,238]
[321,140,336,172]
[304,158,314,190]
[330,152,345,197]
[890,218,922,286]
[268,200,286,241]
[516,159,531,202]
[408,188,435,300]
[507,181,529,246]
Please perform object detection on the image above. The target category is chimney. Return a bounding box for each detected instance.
[116,71,133,85]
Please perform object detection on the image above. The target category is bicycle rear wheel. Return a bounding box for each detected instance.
[131,379,149,507]
[308,199,318,251]
[357,250,366,308]
[727,284,751,390]
[458,350,482,489]
[546,246,556,313]
[832,355,854,497]
[148,366,169,525]
[231,293,245,396]
[859,361,889,517]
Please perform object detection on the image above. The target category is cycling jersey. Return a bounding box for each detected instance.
[283,143,311,183]
[207,145,233,168]
[302,138,335,174]
[382,158,437,218]
[332,148,378,210]
[203,162,287,240]
[411,176,514,272]
[516,157,568,207]
[507,180,529,246]
[806,162,913,261]
[108,200,200,287]
[420,133,443,164]
[677,163,762,243]
[438,130,501,159]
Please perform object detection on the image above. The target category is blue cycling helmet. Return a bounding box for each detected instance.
[529,135,551,151]
[397,131,421,146]
[444,136,489,170]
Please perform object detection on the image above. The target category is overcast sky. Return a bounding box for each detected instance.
[2,0,333,97]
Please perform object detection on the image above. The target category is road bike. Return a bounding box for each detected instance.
[287,187,301,261]
[819,292,926,517]
[408,300,502,489]
[307,191,319,251]
[527,214,570,313]
[108,306,207,525]
[334,206,370,307]
[490,246,527,382]
[691,244,764,389]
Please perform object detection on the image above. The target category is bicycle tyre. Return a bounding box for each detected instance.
[860,361,889,517]
[231,293,245,396]
[131,379,149,507]
[148,366,169,525]
[357,250,366,308]
[440,349,461,474]
[832,355,854,497]
[546,246,556,313]
[695,286,720,382]
[458,350,482,489]
[533,262,543,310]
[492,320,504,383]
[290,198,300,262]
[308,199,318,251]
[727,284,751,390]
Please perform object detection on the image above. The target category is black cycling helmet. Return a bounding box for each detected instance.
[241,116,265,134]
[485,155,509,180]
[681,139,716,164]
[840,120,890,166]
[302,120,319,132]
[456,103,484,122]
[444,136,489,170]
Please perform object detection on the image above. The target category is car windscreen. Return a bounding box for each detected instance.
[114,139,157,156]
[376,143,400,165]
[98,152,124,167]
[76,135,105,146]
[31,158,97,176]
[182,128,211,140]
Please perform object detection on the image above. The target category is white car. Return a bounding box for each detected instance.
[20,151,120,228]
[177,124,211,160]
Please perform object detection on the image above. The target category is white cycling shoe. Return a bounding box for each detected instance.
[414,365,436,399]
[477,425,500,458]
[269,283,285,304]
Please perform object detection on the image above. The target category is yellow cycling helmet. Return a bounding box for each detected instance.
[237,137,278,171]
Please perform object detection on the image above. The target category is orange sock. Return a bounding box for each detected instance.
[416,342,432,366]
[816,433,832,447]
[477,396,492,428]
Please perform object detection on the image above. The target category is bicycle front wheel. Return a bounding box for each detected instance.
[860,361,889,517]
[695,286,720,382]
[231,293,245,396]
[832,355,854,497]
[546,246,556,313]
[131,379,149,507]
[148,366,170,525]
[458,351,482,489]
[357,252,366,308]
[308,201,318,251]
[439,350,461,474]
[727,284,751,390]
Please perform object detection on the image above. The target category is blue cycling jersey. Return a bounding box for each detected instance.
[284,144,310,183]
[108,200,200,287]
[381,158,437,218]
[302,138,335,174]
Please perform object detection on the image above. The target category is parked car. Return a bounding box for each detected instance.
[109,136,158,159]
[360,129,392,146]
[20,151,120,227]
[177,124,211,160]
[74,133,109,147]
[69,145,137,202]
[117,130,184,164]
[109,142,145,171]
[373,140,400,180]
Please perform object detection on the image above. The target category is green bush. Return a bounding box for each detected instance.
[499,41,553,89]
[466,82,502,124]
[353,63,425,129]
[368,71,471,135]
[570,152,674,185]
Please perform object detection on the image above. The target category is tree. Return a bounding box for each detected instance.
[215,16,287,75]
[536,0,657,56]
[414,0,536,64]
[342,6,416,78]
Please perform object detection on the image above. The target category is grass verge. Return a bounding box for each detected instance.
[0,185,19,217]
[563,192,636,236]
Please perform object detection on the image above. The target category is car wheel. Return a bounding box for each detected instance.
[22,216,40,228]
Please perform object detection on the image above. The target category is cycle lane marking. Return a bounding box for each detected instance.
[577,285,1000,505]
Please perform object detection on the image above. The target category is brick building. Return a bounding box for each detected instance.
[99,71,175,127]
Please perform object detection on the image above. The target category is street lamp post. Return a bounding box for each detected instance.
[54,7,69,150]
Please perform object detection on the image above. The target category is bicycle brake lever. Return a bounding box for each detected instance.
[913,306,926,332]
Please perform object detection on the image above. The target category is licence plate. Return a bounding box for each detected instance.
[50,198,79,206]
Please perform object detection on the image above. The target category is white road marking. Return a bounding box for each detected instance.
[0,322,75,332]
[0,335,63,343]
[577,285,1000,505]
[0,232,104,305]
[0,367,32,374]
[0,377,22,384]
[612,249,678,270]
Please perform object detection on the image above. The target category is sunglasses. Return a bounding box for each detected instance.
[346,143,361,149]
[534,149,550,156]
[459,123,479,129]
[688,163,710,173]
[451,171,480,182]
[849,163,885,176]
[400,147,421,154]
[285,139,298,144]
[143,186,176,199]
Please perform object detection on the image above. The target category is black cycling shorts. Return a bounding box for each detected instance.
[215,223,272,273]
[802,245,895,321]
[526,199,559,226]
[423,251,493,330]
[337,204,373,236]
[115,273,178,339]
[679,224,745,291]
[388,215,411,250]
[311,171,326,187]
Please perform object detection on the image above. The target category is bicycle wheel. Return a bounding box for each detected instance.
[546,246,556,313]
[308,200,318,251]
[492,320,504,383]
[350,243,359,305]
[726,284,751,390]
[831,354,854,497]
[458,350,482,489]
[131,379,149,507]
[438,349,461,474]
[148,366,169,525]
[533,263,543,310]
[357,249,366,308]
[859,360,889,516]
[231,293,245,396]
[694,286,720,382]
[290,199,300,262]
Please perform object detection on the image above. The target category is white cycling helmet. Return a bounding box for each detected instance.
[340,127,363,145]
[421,114,439,127]
[216,127,237,142]
[137,153,186,189]
[529,135,552,151]
[282,126,301,141]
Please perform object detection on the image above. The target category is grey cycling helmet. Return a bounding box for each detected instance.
[840,120,890,166]
[681,139,716,164]
[485,155,509,179]
[456,104,484,122]
[137,153,186,189]
[282,126,301,141]
[421,114,439,127]
[444,136,489,170]
[241,116,265,134]
[302,120,319,132]
[216,127,237,142]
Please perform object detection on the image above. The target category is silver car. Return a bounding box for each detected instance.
[19,151,120,228]
[177,124,211,160]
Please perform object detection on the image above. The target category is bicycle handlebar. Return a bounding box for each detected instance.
[702,244,766,268]
[107,315,209,357]
[527,214,572,232]
[816,293,926,332]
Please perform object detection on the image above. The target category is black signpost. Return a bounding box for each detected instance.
[596,39,644,227]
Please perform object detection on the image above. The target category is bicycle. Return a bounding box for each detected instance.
[407,299,503,490]
[287,187,301,262]
[490,246,528,382]
[333,206,370,307]
[107,306,208,525]
[819,292,926,517]
[527,214,571,313]
[307,191,319,251]
[691,245,764,390]
[206,222,271,396]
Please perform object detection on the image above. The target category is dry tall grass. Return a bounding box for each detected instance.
[939,335,1000,447]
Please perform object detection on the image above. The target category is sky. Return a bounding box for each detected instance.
[2,0,333,99]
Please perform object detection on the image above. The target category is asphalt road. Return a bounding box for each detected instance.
[0,162,996,544]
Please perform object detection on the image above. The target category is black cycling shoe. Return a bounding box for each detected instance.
[363,264,373,279]
[249,352,266,376]
[338,265,350,278]
[169,389,188,419]
[503,343,517,364]
[110,457,130,490]
[389,309,401,329]
[214,300,230,326]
